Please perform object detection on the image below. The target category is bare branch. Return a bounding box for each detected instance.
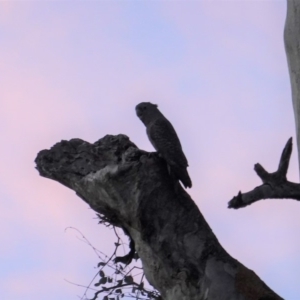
[229,138,300,209]
[277,137,293,177]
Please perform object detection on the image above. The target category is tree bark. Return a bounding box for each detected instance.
[35,135,283,300]
[284,0,300,176]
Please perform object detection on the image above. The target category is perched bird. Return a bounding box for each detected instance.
[135,102,192,188]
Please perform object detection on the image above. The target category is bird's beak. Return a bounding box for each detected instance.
[136,107,142,118]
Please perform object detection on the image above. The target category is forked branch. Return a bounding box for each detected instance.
[228,138,300,209]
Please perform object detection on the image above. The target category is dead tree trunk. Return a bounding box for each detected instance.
[284,0,300,175]
[35,135,282,300]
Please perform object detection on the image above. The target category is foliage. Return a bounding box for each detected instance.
[65,222,161,300]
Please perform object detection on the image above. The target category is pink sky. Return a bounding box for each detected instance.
[1,1,299,299]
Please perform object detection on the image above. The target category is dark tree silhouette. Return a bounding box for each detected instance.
[35,135,282,300]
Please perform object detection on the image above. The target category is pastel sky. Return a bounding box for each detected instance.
[1,1,299,299]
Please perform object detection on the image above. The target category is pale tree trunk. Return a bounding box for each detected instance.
[35,136,282,300]
[284,0,300,175]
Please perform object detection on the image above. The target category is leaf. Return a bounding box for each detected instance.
[124,275,133,284]
[99,270,105,277]
[100,277,107,284]
[103,297,108,300]
[115,288,122,294]
[121,294,124,298]
[98,262,105,267]
[117,279,123,286]
[94,280,101,287]
[131,287,136,293]
[94,276,107,287]
[108,277,113,283]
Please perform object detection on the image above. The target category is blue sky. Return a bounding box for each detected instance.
[1,1,299,299]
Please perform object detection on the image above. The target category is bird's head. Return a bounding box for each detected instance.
[135,102,159,125]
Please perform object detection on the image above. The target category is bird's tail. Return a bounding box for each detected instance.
[170,165,192,188]
[180,168,192,188]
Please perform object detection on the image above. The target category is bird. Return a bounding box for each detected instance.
[135,102,192,188]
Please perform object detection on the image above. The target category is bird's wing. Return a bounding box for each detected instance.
[147,118,188,168]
